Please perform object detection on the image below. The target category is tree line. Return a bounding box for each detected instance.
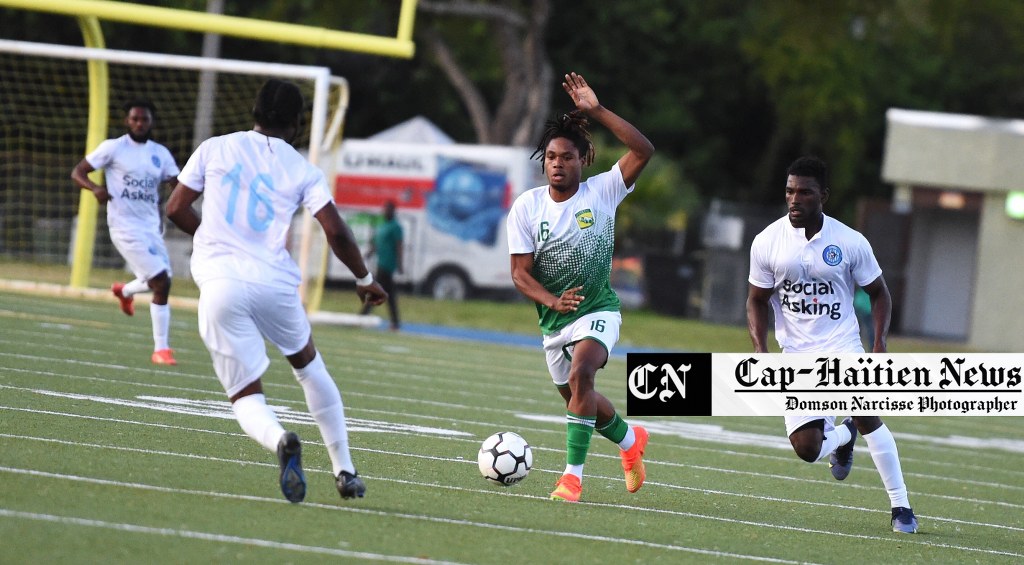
[3,0,1023,248]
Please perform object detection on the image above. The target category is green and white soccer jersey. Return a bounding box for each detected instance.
[507,163,632,335]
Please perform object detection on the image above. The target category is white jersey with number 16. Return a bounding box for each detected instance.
[177,130,332,287]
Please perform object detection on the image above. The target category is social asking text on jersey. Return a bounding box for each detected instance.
[780,279,841,320]
[120,174,158,203]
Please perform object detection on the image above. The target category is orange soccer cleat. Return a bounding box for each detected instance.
[151,349,177,365]
[620,425,649,493]
[111,282,134,316]
[550,473,582,502]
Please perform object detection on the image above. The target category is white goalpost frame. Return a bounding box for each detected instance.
[0,38,336,163]
[0,38,348,305]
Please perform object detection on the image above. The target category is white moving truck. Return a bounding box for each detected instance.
[325,139,544,299]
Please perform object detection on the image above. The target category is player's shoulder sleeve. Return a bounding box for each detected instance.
[300,161,333,214]
[848,229,883,286]
[586,163,631,208]
[155,143,180,179]
[84,137,119,169]
[177,138,211,192]
[747,226,776,289]
[506,190,537,255]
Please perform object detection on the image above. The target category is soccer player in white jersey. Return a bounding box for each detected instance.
[71,99,180,365]
[166,79,387,504]
[507,72,655,503]
[746,156,918,533]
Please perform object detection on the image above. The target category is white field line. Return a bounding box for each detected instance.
[2,373,1023,501]
[1,459,1021,562]
[0,508,465,564]
[3,347,1023,464]
[0,467,816,565]
[0,324,546,384]
[3,358,1023,472]
[0,367,1018,463]
[2,421,1023,532]
[0,348,546,406]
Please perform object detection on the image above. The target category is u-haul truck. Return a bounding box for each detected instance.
[325,139,544,299]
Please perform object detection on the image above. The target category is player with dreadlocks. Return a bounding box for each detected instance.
[507,72,655,502]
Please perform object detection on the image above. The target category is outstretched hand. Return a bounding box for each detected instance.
[562,72,600,113]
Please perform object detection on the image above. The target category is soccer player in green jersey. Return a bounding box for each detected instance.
[507,72,655,502]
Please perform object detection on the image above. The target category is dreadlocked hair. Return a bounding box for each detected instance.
[252,78,304,129]
[531,110,595,167]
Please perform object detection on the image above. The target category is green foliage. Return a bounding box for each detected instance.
[5,0,1024,227]
[740,0,1024,218]
[586,134,699,243]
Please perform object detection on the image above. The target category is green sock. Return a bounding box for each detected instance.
[566,412,596,466]
[596,412,629,444]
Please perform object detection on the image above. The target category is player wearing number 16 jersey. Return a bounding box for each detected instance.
[507,72,654,502]
[167,79,387,503]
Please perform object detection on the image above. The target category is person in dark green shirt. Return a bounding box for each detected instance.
[361,201,403,330]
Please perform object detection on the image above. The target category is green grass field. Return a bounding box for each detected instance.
[1,286,1021,564]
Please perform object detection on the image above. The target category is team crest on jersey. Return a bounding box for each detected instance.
[822,245,843,266]
[575,209,595,229]
[151,155,161,168]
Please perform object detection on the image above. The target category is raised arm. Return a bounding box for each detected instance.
[562,72,654,187]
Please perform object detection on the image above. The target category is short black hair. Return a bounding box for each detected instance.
[786,156,828,190]
[252,79,304,129]
[122,98,156,116]
[531,110,595,167]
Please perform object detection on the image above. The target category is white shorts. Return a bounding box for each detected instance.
[197,278,311,398]
[110,228,171,281]
[784,415,836,437]
[542,311,621,386]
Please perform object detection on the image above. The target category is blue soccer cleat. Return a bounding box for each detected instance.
[336,470,366,499]
[829,417,857,480]
[276,431,306,503]
[891,506,918,533]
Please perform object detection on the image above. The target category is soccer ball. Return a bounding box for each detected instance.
[477,431,532,486]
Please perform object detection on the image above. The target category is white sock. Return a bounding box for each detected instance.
[122,278,150,297]
[618,427,636,451]
[231,393,286,452]
[562,464,583,479]
[150,303,171,350]
[293,351,354,476]
[863,424,911,508]
[814,423,852,462]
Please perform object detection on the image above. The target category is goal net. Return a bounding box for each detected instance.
[0,39,347,311]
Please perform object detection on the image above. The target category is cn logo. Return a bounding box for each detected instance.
[626,353,712,416]
[629,362,690,402]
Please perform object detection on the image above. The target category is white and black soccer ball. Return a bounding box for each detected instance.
[477,431,532,486]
